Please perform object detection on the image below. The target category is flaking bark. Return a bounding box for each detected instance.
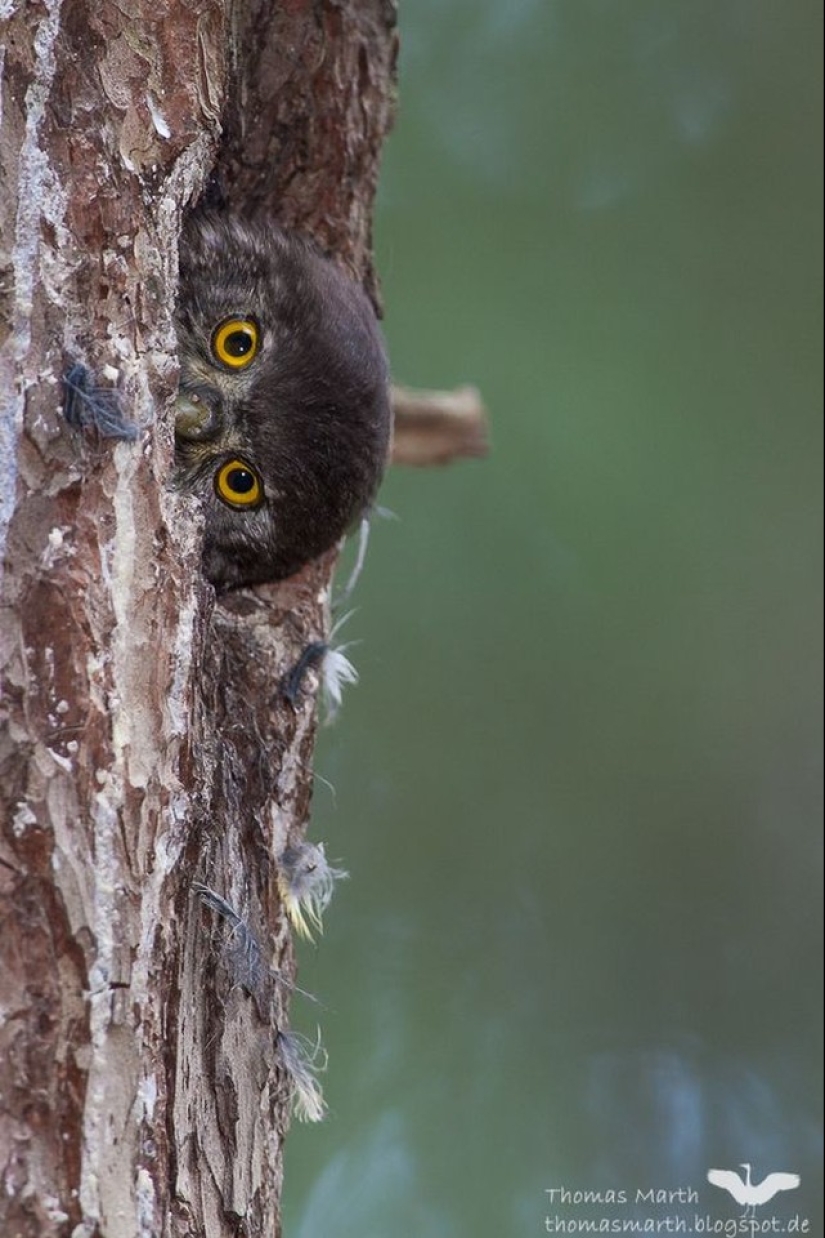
[0,3,397,1236]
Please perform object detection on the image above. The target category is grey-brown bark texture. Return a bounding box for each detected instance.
[0,3,397,1235]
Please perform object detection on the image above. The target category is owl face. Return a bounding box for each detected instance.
[174,214,391,591]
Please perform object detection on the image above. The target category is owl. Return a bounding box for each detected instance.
[173,214,392,591]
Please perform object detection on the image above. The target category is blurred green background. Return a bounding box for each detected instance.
[283,2,823,1233]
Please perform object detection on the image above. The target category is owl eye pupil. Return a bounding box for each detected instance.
[224,330,253,357]
[228,467,254,493]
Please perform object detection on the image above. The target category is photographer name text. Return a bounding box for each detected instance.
[545,1188,699,1206]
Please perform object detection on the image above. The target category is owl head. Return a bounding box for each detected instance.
[174,214,391,591]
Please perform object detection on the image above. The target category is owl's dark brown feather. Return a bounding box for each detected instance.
[174,214,391,591]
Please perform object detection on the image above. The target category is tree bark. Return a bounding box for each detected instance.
[0,3,397,1236]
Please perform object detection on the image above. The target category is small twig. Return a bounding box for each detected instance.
[390,383,489,466]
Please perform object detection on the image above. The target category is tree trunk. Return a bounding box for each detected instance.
[0,3,397,1236]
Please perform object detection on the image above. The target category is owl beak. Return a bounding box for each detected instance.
[174,390,223,443]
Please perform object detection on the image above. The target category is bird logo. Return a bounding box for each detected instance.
[707,1163,800,1218]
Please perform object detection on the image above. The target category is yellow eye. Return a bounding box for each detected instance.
[214,459,263,508]
[212,318,259,369]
